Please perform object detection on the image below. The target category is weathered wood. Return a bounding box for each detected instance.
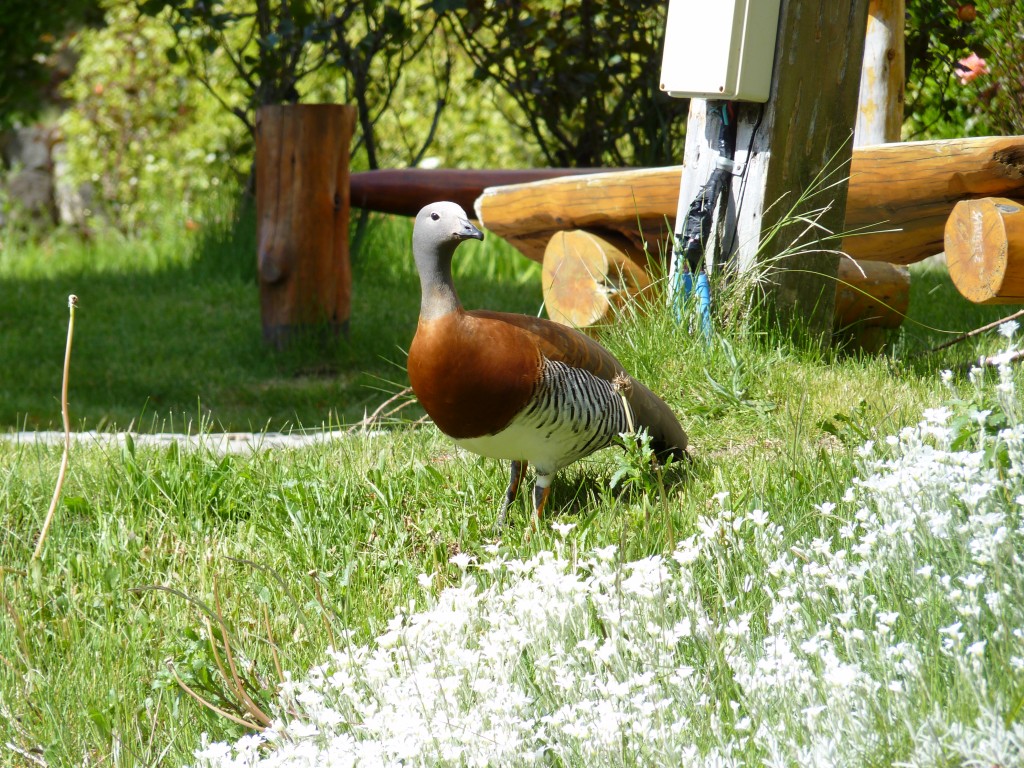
[719,0,872,340]
[257,104,355,348]
[350,168,608,218]
[855,0,905,146]
[945,197,1024,304]
[834,258,910,329]
[843,136,1024,265]
[845,0,907,347]
[474,136,1024,267]
[541,230,653,328]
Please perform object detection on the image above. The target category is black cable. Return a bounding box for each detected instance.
[676,101,738,274]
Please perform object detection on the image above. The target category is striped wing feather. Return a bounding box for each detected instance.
[468,310,688,458]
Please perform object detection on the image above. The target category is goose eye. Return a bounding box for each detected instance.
[430,212,440,221]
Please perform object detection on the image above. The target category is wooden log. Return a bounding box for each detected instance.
[475,166,683,262]
[256,104,355,348]
[349,168,609,218]
[541,228,909,332]
[834,258,910,329]
[542,230,653,328]
[474,136,1024,267]
[842,136,1024,264]
[945,197,1024,304]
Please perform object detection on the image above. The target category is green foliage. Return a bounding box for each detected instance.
[0,205,541,431]
[439,0,689,167]
[2,208,1023,763]
[975,0,1024,134]
[137,0,333,136]
[58,2,243,233]
[904,0,1023,139]
[136,0,450,171]
[0,0,101,128]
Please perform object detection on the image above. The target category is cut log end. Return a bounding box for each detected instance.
[542,230,653,328]
[945,197,1024,305]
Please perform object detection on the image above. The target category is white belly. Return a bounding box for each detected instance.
[455,418,596,474]
[453,360,632,474]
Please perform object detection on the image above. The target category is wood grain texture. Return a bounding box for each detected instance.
[945,197,1024,304]
[723,0,871,339]
[541,229,653,328]
[843,136,1024,264]
[256,104,355,347]
[855,0,905,147]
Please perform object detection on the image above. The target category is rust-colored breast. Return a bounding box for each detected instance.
[408,310,543,439]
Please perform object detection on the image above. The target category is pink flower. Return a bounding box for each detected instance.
[956,52,990,84]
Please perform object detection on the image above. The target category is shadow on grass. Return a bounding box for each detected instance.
[0,207,542,432]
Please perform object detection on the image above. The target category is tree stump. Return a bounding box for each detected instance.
[256,104,355,348]
[542,229,653,327]
[945,197,1024,304]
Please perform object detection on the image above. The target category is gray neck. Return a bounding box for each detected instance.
[416,243,462,321]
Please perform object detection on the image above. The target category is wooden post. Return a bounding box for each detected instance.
[844,0,908,347]
[256,104,355,348]
[678,0,871,341]
[945,197,1024,304]
[855,0,905,146]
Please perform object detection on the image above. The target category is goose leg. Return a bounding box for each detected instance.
[496,460,528,529]
[531,472,554,527]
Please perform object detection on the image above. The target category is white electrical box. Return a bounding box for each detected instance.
[660,0,781,103]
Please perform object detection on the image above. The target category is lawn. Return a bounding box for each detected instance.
[1,205,1023,766]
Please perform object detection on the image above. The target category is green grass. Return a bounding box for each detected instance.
[0,202,542,432]
[1,206,1022,765]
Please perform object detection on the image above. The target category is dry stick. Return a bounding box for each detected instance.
[33,294,78,562]
[166,661,264,732]
[214,580,272,727]
[262,603,284,684]
[925,307,1024,356]
[348,386,416,432]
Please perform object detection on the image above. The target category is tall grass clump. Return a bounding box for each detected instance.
[195,323,1024,767]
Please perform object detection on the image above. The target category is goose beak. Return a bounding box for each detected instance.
[458,218,484,242]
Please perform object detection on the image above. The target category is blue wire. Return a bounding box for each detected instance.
[695,271,712,339]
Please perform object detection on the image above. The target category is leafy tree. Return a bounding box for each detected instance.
[436,0,689,167]
[137,0,449,170]
[59,1,241,232]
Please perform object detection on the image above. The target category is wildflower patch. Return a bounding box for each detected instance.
[196,334,1024,767]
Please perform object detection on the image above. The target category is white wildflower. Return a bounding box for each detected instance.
[450,552,475,570]
[998,319,1019,338]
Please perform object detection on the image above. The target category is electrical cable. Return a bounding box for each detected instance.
[670,101,739,336]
